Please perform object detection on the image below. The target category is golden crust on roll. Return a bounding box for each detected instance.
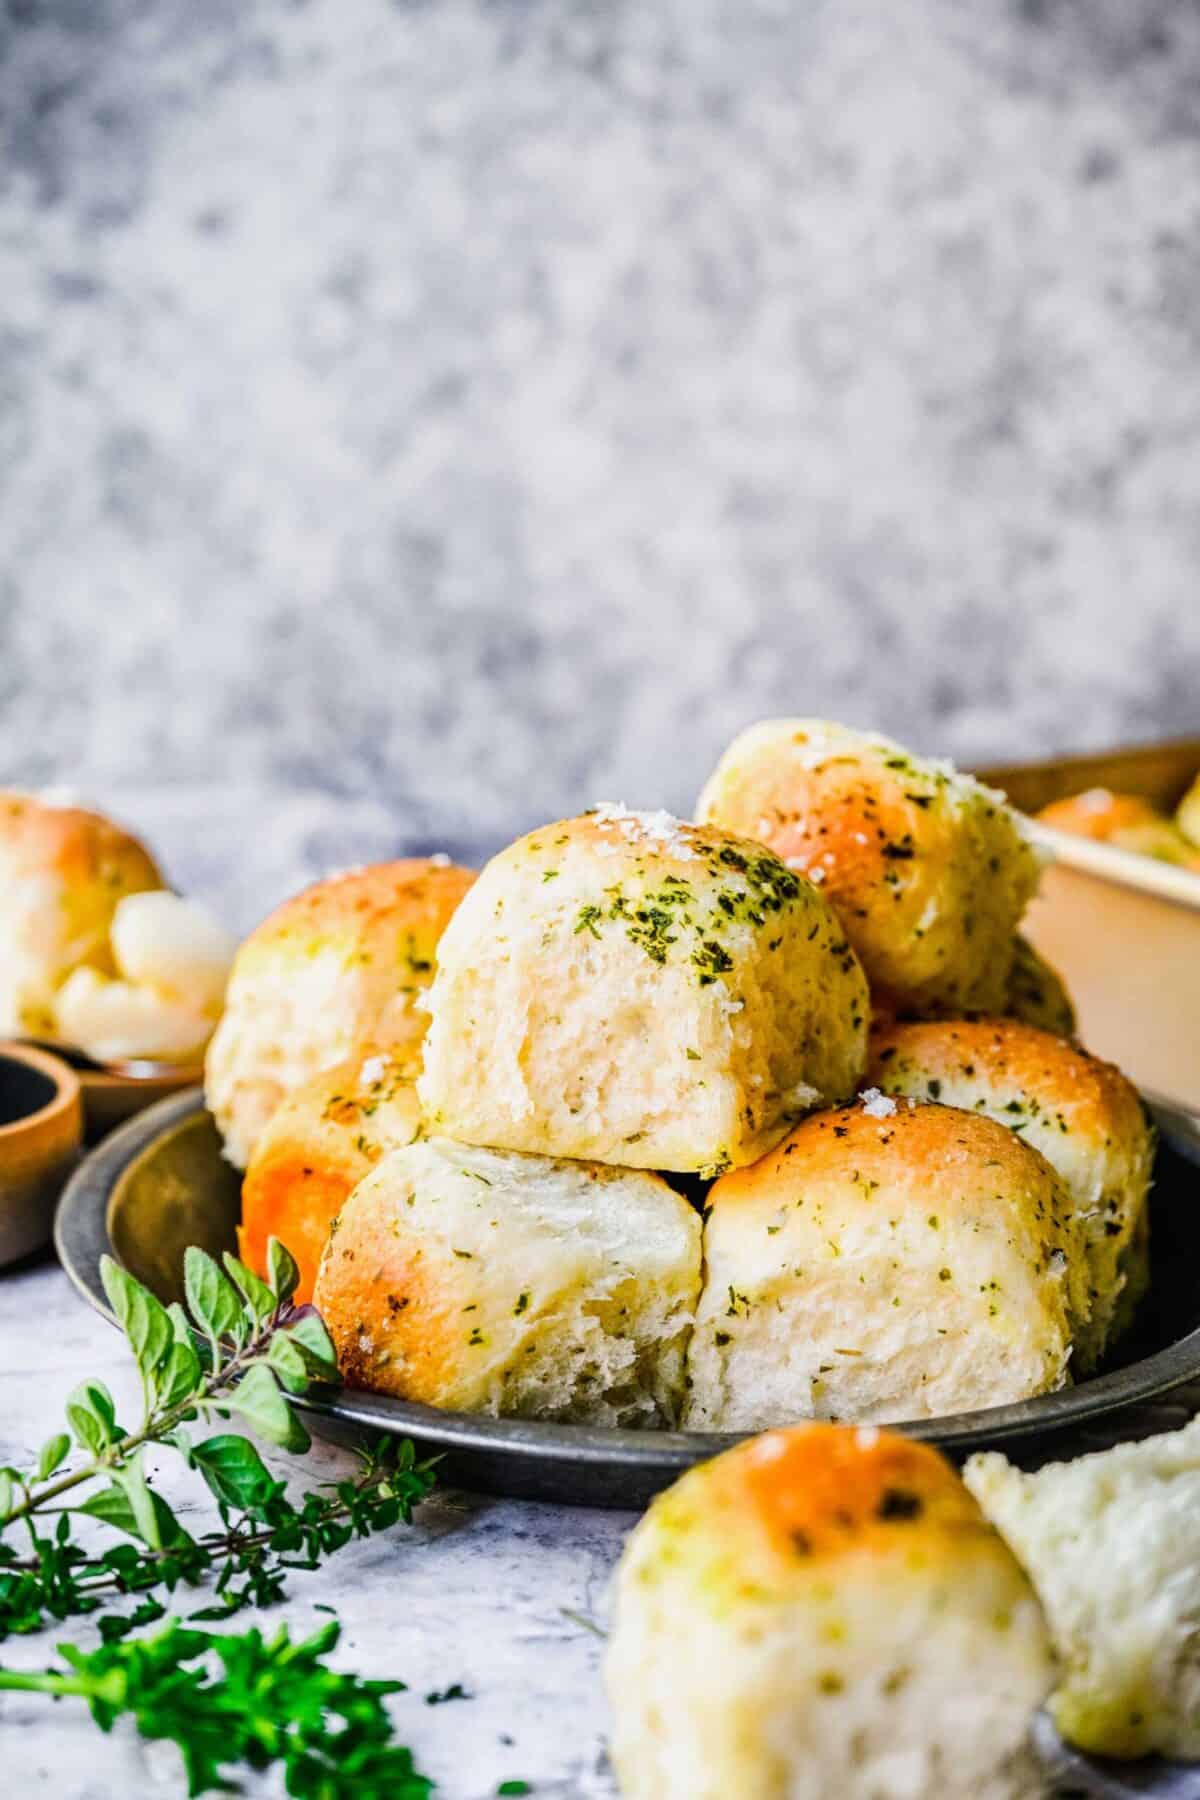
[204,858,474,1168]
[685,1098,1086,1430]
[607,1424,1054,1800]
[314,1137,701,1426]
[238,1048,421,1305]
[417,808,868,1175]
[695,719,1040,1017]
[866,1018,1153,1369]
[0,791,164,1036]
[1039,788,1200,869]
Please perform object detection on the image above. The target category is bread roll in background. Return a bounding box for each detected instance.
[1176,772,1200,849]
[0,790,163,1036]
[1038,788,1200,869]
[205,857,475,1167]
[1003,935,1076,1038]
[607,1424,1054,1800]
[866,1018,1153,1370]
[967,1420,1200,1761]
[696,719,1041,1017]
[418,808,868,1176]
[238,1048,421,1303]
[685,1098,1086,1430]
[315,1137,701,1426]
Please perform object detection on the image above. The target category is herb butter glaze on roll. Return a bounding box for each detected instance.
[0,790,164,1037]
[866,1017,1153,1369]
[313,1137,701,1426]
[417,807,868,1175]
[685,1096,1088,1430]
[205,858,475,1168]
[238,1048,421,1304]
[696,720,1041,1018]
[606,1424,1054,1800]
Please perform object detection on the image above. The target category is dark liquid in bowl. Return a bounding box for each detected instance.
[0,1056,58,1127]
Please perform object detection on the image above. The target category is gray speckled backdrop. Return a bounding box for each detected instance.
[2,0,1200,884]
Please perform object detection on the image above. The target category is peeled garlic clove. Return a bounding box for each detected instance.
[110,891,234,1014]
[54,967,213,1064]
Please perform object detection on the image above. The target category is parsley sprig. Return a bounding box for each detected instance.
[0,1616,434,1797]
[0,1241,435,1640]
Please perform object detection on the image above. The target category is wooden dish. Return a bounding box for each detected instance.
[0,1040,83,1265]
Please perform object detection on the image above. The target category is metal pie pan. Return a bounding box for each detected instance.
[55,1088,1200,1509]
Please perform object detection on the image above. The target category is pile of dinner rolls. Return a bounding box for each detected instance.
[208,719,1154,1430]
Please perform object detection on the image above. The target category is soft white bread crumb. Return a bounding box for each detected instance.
[110,890,234,1014]
[53,966,213,1063]
[606,1424,1054,1800]
[314,1138,701,1427]
[867,1017,1153,1369]
[696,719,1040,1017]
[418,811,868,1174]
[966,1421,1200,1761]
[685,1100,1086,1430]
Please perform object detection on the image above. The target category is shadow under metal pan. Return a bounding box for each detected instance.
[55,1087,1200,1509]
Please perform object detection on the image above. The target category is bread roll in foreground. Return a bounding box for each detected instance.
[205,858,474,1167]
[0,791,163,1036]
[238,1049,421,1303]
[1004,935,1076,1037]
[314,1138,701,1426]
[967,1420,1200,1760]
[867,1018,1153,1369]
[607,1424,1054,1800]
[419,809,868,1176]
[696,719,1040,1017]
[685,1099,1086,1429]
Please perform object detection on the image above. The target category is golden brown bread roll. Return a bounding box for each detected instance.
[1003,934,1076,1037]
[238,1048,421,1304]
[607,1423,1054,1800]
[695,720,1041,1017]
[1176,772,1200,849]
[866,1017,1153,1369]
[418,808,868,1176]
[314,1137,701,1426]
[685,1097,1087,1429]
[1039,788,1200,869]
[0,791,164,1036]
[204,858,474,1167]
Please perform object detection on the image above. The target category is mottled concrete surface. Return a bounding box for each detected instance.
[1,0,1199,848]
[3,4,1200,1794]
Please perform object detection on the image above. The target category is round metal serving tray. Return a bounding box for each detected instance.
[55,1089,1200,1509]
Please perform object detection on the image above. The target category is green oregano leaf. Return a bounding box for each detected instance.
[183,1248,245,1348]
[226,1363,310,1453]
[100,1258,173,1381]
[35,1435,71,1483]
[266,1238,300,1307]
[221,1252,277,1325]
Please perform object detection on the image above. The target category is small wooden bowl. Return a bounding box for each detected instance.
[0,1041,84,1265]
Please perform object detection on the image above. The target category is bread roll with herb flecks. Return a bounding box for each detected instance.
[866,1018,1153,1369]
[238,1048,421,1304]
[1004,935,1076,1037]
[696,720,1040,1017]
[314,1137,701,1426]
[607,1423,1054,1800]
[0,791,164,1037]
[205,858,474,1168]
[1039,788,1200,869]
[685,1098,1087,1430]
[417,808,868,1176]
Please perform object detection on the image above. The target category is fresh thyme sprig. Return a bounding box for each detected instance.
[0,1616,435,1798]
[0,1241,436,1639]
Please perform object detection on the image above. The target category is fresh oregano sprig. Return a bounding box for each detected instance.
[0,1241,435,1639]
[0,1616,435,1798]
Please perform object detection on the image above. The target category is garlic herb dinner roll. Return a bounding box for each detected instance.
[866,1018,1153,1369]
[967,1419,1200,1761]
[607,1424,1054,1800]
[696,720,1040,1017]
[418,808,868,1175]
[1039,788,1200,870]
[1004,934,1076,1038]
[238,1048,421,1304]
[685,1098,1085,1430]
[313,1138,701,1426]
[205,858,474,1168]
[1176,771,1200,849]
[0,790,164,1037]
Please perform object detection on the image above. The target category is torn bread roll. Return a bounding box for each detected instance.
[607,1423,1054,1800]
[314,1137,701,1427]
[418,809,868,1175]
[685,1097,1087,1429]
